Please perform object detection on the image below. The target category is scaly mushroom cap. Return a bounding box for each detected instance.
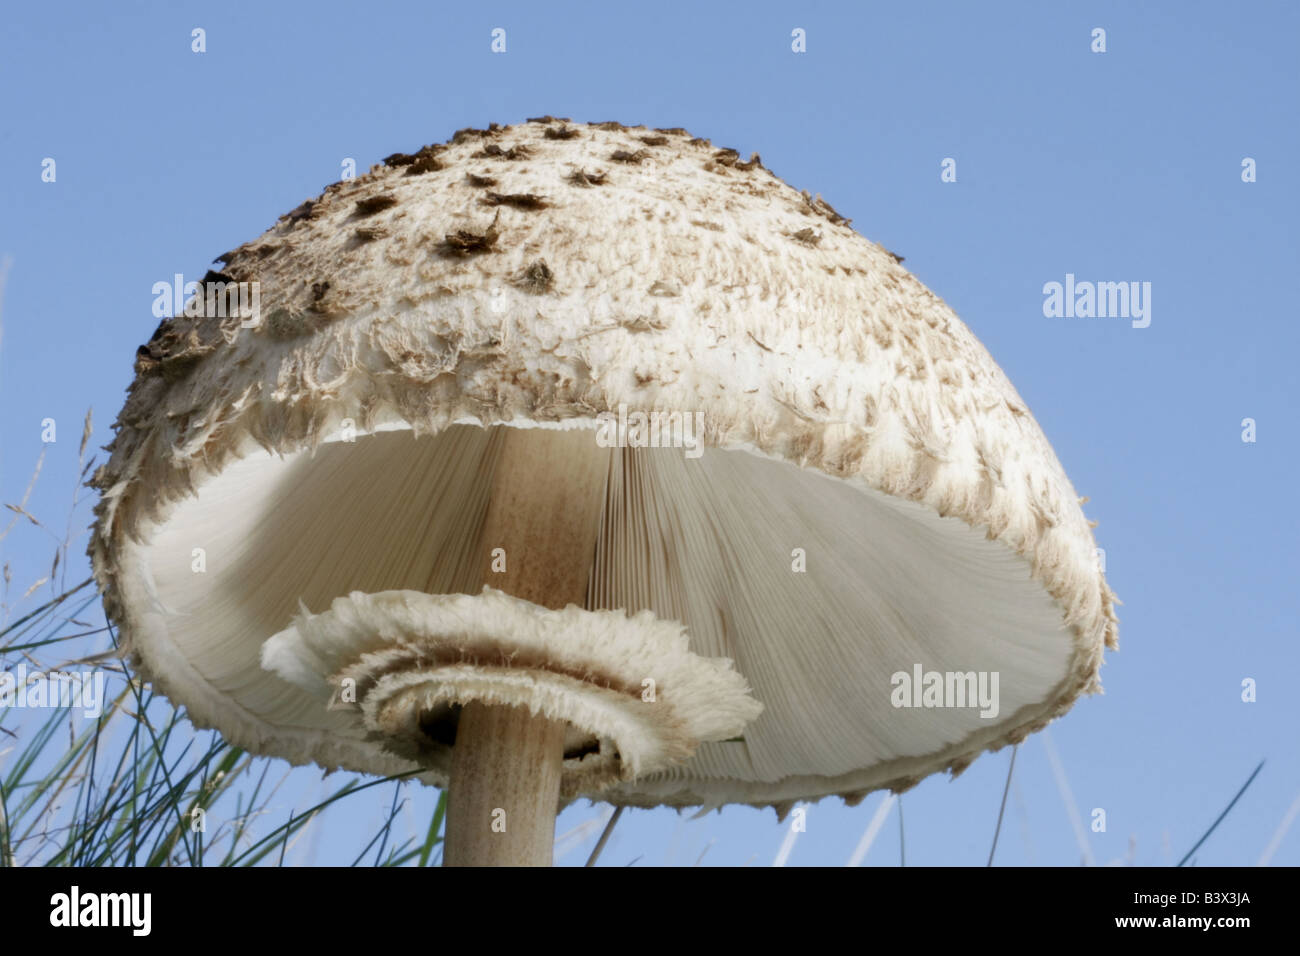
[91,118,1118,811]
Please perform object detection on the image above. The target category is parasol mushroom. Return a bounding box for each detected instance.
[90,118,1118,866]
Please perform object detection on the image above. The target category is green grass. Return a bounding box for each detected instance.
[0,575,448,867]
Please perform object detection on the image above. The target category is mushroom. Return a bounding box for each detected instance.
[91,118,1117,866]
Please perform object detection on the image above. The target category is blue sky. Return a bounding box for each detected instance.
[2,0,1297,866]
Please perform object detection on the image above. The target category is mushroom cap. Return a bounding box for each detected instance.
[91,118,1117,811]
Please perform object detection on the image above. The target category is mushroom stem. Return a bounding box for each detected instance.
[442,426,611,866]
[444,701,567,866]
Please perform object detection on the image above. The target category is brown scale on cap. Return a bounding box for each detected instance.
[609,148,649,164]
[568,169,607,187]
[474,143,531,160]
[512,259,554,294]
[383,144,447,173]
[450,124,501,144]
[439,213,501,256]
[354,194,397,217]
[282,200,315,224]
[480,192,549,210]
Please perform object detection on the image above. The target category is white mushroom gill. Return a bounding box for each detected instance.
[119,421,1077,806]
